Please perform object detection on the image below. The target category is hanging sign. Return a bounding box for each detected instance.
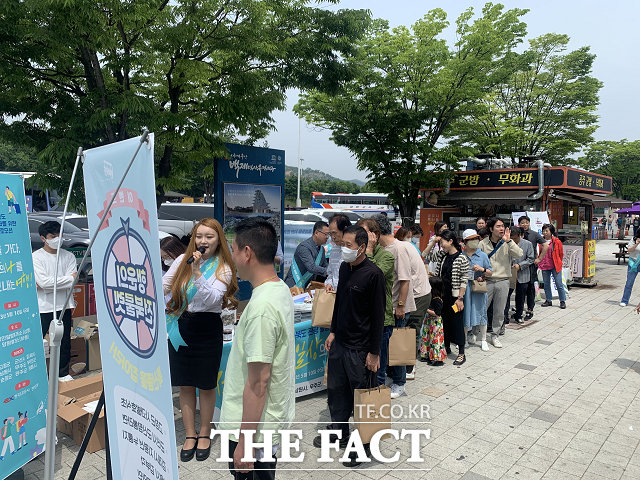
[0,175,49,477]
[83,135,178,480]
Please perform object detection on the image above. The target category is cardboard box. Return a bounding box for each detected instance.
[57,374,105,452]
[74,316,100,371]
[69,337,87,376]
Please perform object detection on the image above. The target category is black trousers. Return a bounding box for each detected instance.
[40,309,72,377]
[513,283,529,321]
[327,340,375,439]
[525,266,538,311]
[228,440,277,480]
[442,287,464,355]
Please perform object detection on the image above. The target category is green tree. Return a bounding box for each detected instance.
[0,141,42,172]
[578,140,640,201]
[296,4,529,222]
[0,0,370,207]
[452,33,602,164]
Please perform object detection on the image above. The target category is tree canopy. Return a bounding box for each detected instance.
[452,33,602,164]
[578,140,640,201]
[296,3,529,221]
[0,0,371,207]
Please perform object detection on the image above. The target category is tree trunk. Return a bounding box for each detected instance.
[157,144,173,208]
[398,198,418,227]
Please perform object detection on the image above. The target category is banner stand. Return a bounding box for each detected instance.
[43,131,150,480]
[68,391,113,480]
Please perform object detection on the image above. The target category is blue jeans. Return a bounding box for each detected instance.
[387,314,409,386]
[622,264,639,304]
[377,326,394,387]
[542,269,566,302]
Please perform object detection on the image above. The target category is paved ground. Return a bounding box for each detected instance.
[21,239,640,479]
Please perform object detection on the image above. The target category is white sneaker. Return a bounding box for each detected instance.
[464,341,469,348]
[481,341,489,351]
[390,384,405,399]
[620,302,627,307]
[468,333,476,345]
[406,366,415,381]
[58,375,74,382]
[491,337,502,348]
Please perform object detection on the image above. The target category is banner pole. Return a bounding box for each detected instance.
[43,129,149,480]
[44,146,83,480]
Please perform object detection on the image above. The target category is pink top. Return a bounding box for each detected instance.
[537,239,555,270]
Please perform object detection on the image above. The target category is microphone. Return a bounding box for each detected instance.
[186,246,207,265]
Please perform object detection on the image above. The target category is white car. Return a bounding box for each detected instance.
[284,210,328,223]
[299,209,364,223]
[157,203,215,238]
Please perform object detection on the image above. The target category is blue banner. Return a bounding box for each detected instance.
[83,135,178,480]
[0,174,48,476]
[214,144,285,300]
[213,320,328,422]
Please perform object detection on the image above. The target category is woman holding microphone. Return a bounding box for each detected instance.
[163,218,238,462]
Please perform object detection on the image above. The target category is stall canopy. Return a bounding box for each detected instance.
[549,190,632,208]
[437,190,537,206]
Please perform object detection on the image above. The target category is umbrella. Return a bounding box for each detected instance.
[616,205,640,214]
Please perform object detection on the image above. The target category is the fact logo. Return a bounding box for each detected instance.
[212,428,431,465]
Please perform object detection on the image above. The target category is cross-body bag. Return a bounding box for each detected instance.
[487,240,504,259]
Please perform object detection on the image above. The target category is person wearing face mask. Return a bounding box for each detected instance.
[461,229,493,352]
[409,225,424,253]
[316,225,385,468]
[324,213,352,293]
[160,235,187,274]
[33,221,78,381]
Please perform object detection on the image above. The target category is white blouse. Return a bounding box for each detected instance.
[162,254,232,314]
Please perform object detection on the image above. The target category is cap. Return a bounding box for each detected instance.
[462,228,480,241]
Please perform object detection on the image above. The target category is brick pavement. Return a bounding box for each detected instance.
[20,239,640,479]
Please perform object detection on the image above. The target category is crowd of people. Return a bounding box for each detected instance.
[30,209,640,477]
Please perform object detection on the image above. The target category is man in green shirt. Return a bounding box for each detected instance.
[221,218,295,479]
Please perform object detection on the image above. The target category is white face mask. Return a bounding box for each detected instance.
[411,237,420,245]
[341,246,361,263]
[46,237,61,249]
[466,239,479,249]
[163,258,174,267]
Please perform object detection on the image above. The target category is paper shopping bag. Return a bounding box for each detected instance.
[323,361,328,386]
[388,327,416,366]
[353,384,392,444]
[311,289,335,328]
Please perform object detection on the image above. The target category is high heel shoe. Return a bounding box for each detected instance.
[196,435,211,461]
[180,436,198,462]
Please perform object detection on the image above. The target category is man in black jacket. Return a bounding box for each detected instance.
[313,225,386,467]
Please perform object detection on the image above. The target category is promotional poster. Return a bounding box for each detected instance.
[83,135,178,480]
[0,174,49,477]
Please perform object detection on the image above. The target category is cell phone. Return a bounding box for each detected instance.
[452,303,459,313]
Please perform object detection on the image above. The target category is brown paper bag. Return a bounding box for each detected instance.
[353,384,392,444]
[388,327,416,366]
[311,289,335,328]
[323,362,328,386]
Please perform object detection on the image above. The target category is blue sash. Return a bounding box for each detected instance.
[166,255,219,350]
[291,247,323,288]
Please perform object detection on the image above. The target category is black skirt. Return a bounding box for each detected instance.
[168,311,223,390]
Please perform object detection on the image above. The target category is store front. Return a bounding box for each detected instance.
[419,166,630,286]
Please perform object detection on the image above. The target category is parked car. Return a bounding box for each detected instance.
[32,211,89,230]
[28,214,91,252]
[284,210,328,223]
[298,209,364,223]
[157,203,216,238]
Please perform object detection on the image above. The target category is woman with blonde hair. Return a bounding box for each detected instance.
[163,218,238,462]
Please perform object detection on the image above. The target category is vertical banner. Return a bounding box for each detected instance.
[585,240,596,277]
[83,135,178,480]
[214,144,285,300]
[0,174,49,477]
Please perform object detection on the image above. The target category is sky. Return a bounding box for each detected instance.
[264,0,640,184]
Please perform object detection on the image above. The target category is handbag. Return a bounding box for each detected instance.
[311,289,336,328]
[471,277,487,293]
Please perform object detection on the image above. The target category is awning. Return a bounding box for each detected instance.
[437,190,538,206]
[550,190,632,208]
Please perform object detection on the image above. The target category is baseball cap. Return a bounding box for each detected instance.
[462,228,480,241]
